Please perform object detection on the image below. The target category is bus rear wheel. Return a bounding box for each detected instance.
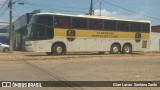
[52,44,65,55]
[110,44,120,54]
[122,44,132,54]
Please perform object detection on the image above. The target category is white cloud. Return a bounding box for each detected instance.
[94,9,149,21]
[94,9,119,17]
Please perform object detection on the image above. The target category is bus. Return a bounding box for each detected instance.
[25,13,151,55]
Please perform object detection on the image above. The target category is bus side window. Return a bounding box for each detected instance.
[72,17,87,29]
[141,23,150,33]
[130,22,141,32]
[89,19,103,30]
[54,16,71,28]
[117,21,129,32]
[104,20,117,31]
[35,15,53,39]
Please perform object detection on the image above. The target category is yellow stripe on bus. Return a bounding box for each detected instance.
[54,28,150,39]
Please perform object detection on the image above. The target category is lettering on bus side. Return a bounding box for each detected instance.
[135,33,141,43]
[67,30,76,42]
[92,31,118,38]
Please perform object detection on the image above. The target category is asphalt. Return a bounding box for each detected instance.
[0,52,160,90]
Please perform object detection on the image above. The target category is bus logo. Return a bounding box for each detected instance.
[135,33,141,43]
[67,30,76,41]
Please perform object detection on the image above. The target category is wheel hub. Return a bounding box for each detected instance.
[124,46,130,53]
[113,47,119,53]
[56,46,63,53]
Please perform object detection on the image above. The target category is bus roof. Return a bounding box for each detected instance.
[35,13,151,23]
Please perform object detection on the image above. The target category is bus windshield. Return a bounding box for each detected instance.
[27,15,54,40]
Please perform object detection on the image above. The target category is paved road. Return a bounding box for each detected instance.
[0,53,160,90]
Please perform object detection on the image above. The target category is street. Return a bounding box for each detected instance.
[0,52,160,90]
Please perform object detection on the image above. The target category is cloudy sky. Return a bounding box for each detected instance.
[0,0,160,26]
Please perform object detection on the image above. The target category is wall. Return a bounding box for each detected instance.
[0,28,9,44]
[149,32,160,51]
[13,10,40,51]
[152,25,160,33]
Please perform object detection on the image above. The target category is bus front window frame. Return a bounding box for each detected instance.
[27,16,37,40]
[27,15,54,41]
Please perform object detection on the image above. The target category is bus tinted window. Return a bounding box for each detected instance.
[54,16,71,28]
[141,23,150,32]
[34,15,53,39]
[117,21,129,31]
[130,22,141,32]
[72,17,87,29]
[37,15,53,26]
[89,19,102,30]
[104,20,117,30]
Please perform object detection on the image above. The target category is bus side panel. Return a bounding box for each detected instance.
[26,40,53,52]
[67,38,86,52]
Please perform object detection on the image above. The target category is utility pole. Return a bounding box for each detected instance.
[100,0,102,16]
[89,0,94,15]
[9,0,13,52]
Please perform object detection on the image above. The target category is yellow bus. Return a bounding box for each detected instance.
[25,13,151,55]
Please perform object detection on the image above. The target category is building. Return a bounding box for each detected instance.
[13,10,40,50]
[150,25,160,51]
[152,25,160,33]
[0,23,9,44]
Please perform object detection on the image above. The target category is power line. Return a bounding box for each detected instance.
[93,0,100,5]
[101,0,160,21]
[19,0,89,11]
[0,0,20,10]
[13,5,20,17]
[0,0,9,17]
[0,7,8,17]
[0,0,21,17]
[18,0,87,13]
[0,0,8,11]
[13,0,21,4]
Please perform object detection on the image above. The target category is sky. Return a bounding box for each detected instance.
[0,0,160,26]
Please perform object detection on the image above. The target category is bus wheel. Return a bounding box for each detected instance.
[122,44,132,54]
[53,44,64,55]
[110,44,120,54]
[3,48,10,52]
[46,52,53,55]
[98,52,105,55]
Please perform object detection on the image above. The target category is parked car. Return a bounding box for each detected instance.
[0,43,10,52]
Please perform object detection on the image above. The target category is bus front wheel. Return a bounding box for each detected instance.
[52,44,65,55]
[110,44,120,54]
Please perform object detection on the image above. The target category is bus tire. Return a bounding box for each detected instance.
[52,44,65,55]
[122,44,132,54]
[3,48,10,52]
[110,44,120,54]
